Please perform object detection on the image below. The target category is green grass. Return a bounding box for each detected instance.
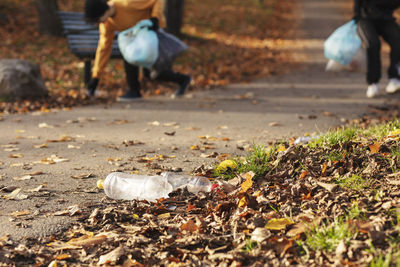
[360,120,400,141]
[241,238,258,254]
[391,146,400,160]
[213,144,277,180]
[307,126,358,149]
[301,216,356,253]
[368,244,400,267]
[347,201,365,220]
[335,174,369,192]
[369,253,392,267]
[325,150,345,162]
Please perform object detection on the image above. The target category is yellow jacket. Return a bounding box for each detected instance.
[92,0,166,78]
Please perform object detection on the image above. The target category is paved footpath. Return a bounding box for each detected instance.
[1,0,398,241]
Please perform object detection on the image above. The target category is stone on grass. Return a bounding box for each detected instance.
[0,59,48,99]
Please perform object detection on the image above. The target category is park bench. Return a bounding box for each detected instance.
[57,11,122,84]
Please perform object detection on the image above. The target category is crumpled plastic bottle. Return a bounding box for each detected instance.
[99,172,212,202]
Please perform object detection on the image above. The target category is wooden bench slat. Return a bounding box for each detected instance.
[58,10,123,84]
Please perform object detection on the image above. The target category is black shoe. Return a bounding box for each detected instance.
[117,90,142,102]
[173,75,191,97]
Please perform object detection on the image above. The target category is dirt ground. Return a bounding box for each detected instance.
[0,0,399,243]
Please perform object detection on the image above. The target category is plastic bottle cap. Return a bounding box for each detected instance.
[97,179,104,190]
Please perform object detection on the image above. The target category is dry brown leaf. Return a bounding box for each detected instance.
[33,143,47,148]
[13,175,32,181]
[270,237,294,257]
[299,170,308,179]
[55,254,71,260]
[286,222,307,237]
[269,122,280,127]
[71,173,94,179]
[11,210,31,216]
[158,213,171,219]
[164,131,176,136]
[321,163,328,176]
[369,142,381,153]
[6,188,28,200]
[54,205,82,216]
[25,171,44,176]
[251,227,271,243]
[180,219,198,232]
[190,145,200,150]
[186,204,196,212]
[67,235,107,248]
[9,153,23,158]
[98,246,125,265]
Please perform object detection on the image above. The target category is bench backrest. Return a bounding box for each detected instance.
[58,11,121,59]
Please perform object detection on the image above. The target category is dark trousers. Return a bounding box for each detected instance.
[123,59,188,95]
[357,19,400,84]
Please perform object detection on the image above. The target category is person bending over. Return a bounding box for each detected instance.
[84,0,191,101]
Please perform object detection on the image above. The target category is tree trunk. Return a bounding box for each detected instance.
[164,0,185,36]
[0,10,9,25]
[34,0,63,36]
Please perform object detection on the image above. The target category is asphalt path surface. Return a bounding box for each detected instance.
[1,0,399,241]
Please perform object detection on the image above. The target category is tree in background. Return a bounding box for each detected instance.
[34,0,63,36]
[33,0,185,37]
[165,0,185,36]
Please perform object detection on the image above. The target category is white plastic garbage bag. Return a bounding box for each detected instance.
[324,20,362,66]
[325,48,366,73]
[118,19,159,69]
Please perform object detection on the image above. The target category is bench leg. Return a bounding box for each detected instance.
[84,60,92,85]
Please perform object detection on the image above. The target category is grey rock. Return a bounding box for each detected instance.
[0,59,48,99]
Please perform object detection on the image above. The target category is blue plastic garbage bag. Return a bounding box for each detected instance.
[117,19,159,69]
[324,20,361,66]
[152,29,188,73]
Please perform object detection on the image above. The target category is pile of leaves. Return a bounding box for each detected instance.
[2,120,400,266]
[0,0,296,113]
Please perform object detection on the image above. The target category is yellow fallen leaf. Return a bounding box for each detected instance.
[277,145,286,152]
[240,171,254,192]
[265,218,294,231]
[389,129,400,137]
[106,157,122,162]
[190,145,200,150]
[97,179,104,190]
[238,196,248,208]
[216,159,237,173]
